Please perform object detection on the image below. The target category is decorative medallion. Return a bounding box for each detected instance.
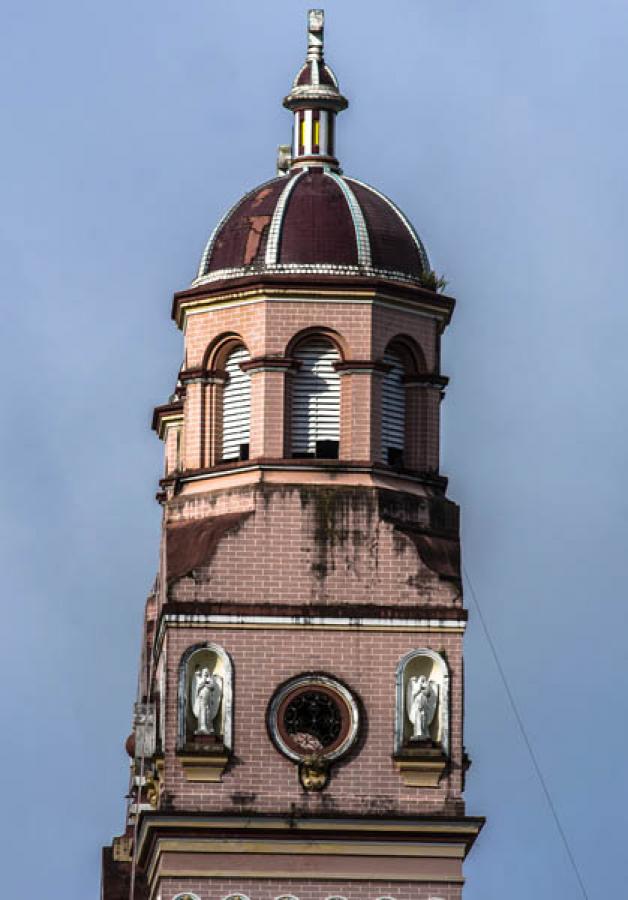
[267,674,359,790]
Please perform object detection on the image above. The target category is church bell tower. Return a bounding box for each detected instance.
[102,10,484,900]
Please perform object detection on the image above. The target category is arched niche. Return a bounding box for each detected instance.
[395,648,449,756]
[177,643,233,753]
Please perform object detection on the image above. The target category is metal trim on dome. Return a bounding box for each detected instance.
[191,260,426,289]
[325,171,372,268]
[264,168,307,267]
[197,176,285,279]
[346,177,431,272]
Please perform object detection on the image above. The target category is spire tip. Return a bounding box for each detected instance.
[307,9,325,60]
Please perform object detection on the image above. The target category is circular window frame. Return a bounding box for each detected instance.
[268,674,359,763]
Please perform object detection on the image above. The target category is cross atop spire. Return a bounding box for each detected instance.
[306,9,325,61]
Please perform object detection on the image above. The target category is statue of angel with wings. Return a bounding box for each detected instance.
[407,675,439,740]
[191,666,223,735]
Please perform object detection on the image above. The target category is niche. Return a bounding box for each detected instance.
[177,643,233,782]
[393,648,449,787]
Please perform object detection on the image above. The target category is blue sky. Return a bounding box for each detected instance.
[1,1,627,897]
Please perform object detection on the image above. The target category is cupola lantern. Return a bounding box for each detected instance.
[283,9,348,168]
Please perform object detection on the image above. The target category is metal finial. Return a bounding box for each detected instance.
[307,9,324,61]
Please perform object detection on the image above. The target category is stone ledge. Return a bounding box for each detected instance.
[178,753,230,783]
[393,746,448,787]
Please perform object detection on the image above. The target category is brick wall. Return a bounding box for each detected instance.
[160,625,464,816]
[167,485,460,609]
[159,876,462,900]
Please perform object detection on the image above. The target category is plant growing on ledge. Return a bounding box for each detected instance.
[419,269,449,293]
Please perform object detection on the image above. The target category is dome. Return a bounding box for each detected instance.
[190,11,433,294]
[194,167,430,288]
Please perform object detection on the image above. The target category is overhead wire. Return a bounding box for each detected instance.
[462,563,590,900]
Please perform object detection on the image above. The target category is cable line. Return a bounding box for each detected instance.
[463,564,590,900]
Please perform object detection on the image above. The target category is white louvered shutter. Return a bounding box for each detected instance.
[381,350,405,464]
[292,339,340,457]
[221,346,251,461]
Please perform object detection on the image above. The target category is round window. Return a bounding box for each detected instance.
[268,675,359,762]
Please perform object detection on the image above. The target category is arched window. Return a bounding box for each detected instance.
[221,345,251,462]
[291,338,340,459]
[381,348,406,466]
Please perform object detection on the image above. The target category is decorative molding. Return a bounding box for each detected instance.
[172,280,455,331]
[178,753,230,783]
[334,359,390,375]
[325,171,372,268]
[152,401,184,437]
[158,458,448,492]
[239,356,300,374]
[178,367,226,385]
[136,813,486,871]
[393,746,448,788]
[154,612,465,660]
[265,170,307,266]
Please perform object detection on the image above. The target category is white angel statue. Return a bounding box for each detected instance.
[407,675,439,740]
[191,666,223,736]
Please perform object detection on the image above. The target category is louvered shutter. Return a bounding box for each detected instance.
[221,346,251,461]
[381,350,405,465]
[292,340,340,458]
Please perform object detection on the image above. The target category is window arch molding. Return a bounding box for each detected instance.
[221,894,252,900]
[284,325,350,361]
[177,642,234,752]
[202,330,250,372]
[394,648,450,756]
[380,333,426,376]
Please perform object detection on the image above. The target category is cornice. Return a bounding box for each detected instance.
[153,603,467,658]
[158,458,448,493]
[136,811,485,871]
[151,401,184,437]
[171,276,455,330]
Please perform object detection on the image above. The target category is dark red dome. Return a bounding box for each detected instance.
[194,167,430,288]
